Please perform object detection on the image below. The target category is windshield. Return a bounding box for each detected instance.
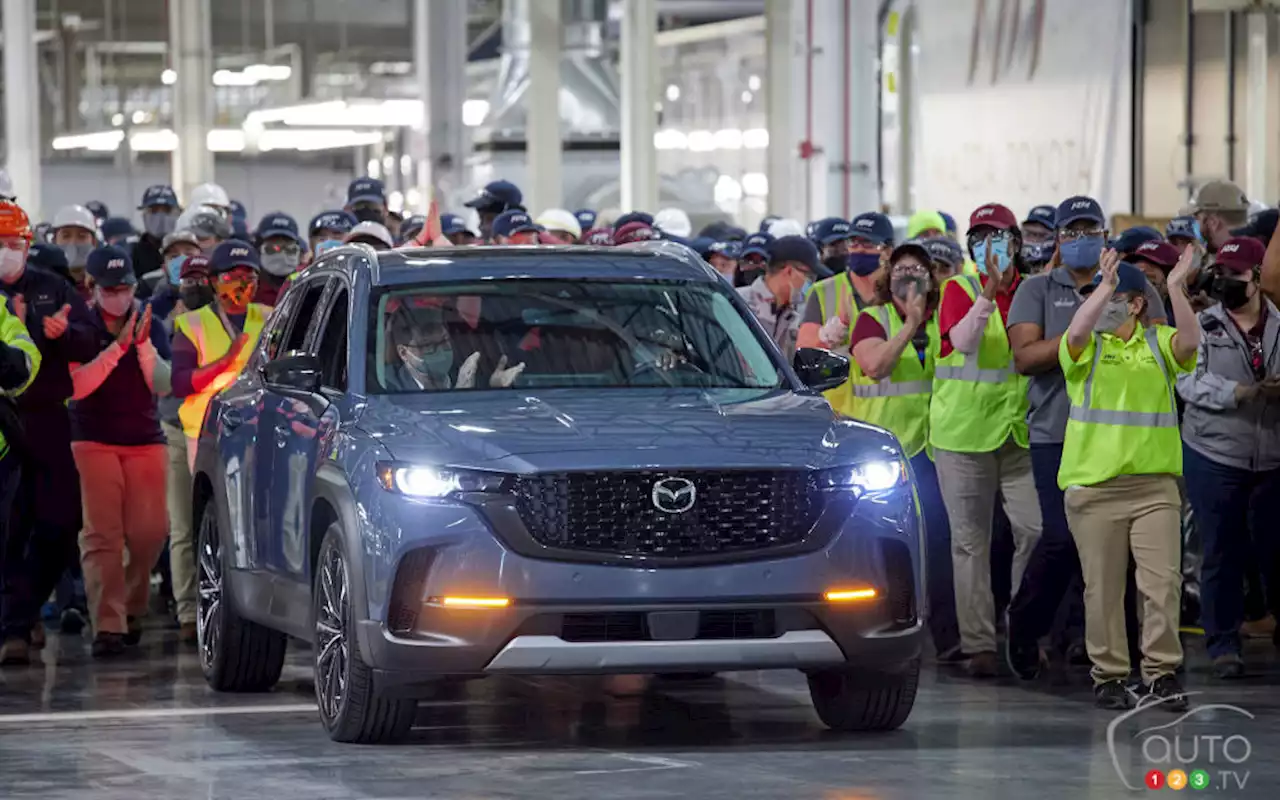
[367,279,783,393]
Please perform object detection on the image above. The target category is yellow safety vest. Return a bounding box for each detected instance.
[812,273,874,351]
[830,304,932,458]
[175,303,270,439]
[1057,324,1193,489]
[929,275,1029,453]
[0,302,41,460]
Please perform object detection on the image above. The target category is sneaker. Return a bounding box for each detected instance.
[178,622,198,645]
[59,608,86,635]
[1240,614,1276,639]
[29,622,45,650]
[0,637,30,667]
[1094,679,1134,710]
[122,617,142,647]
[1211,653,1245,680]
[1147,674,1190,712]
[936,644,968,665]
[1005,638,1044,680]
[967,650,999,678]
[91,633,126,659]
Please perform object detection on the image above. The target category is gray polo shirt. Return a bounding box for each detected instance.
[1007,267,1165,445]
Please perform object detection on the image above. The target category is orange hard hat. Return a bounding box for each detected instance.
[0,201,32,240]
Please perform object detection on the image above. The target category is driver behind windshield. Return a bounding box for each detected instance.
[386,305,524,391]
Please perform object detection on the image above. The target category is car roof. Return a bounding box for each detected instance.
[337,241,725,287]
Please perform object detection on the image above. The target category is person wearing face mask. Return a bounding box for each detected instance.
[51,204,101,300]
[101,218,136,250]
[67,247,171,657]
[174,204,232,253]
[1004,196,1168,681]
[344,177,389,227]
[810,217,855,276]
[187,183,231,222]
[1021,205,1058,273]
[907,209,948,240]
[924,237,965,286]
[1058,247,1199,710]
[253,212,305,305]
[143,231,203,317]
[170,241,271,469]
[931,203,1041,677]
[1176,237,1280,678]
[132,185,180,288]
[490,210,546,246]
[798,211,894,353]
[842,240,958,662]
[465,180,524,241]
[307,210,357,258]
[1129,240,1180,322]
[440,213,480,246]
[736,236,819,359]
[385,304,524,392]
[738,232,774,283]
[1186,180,1250,256]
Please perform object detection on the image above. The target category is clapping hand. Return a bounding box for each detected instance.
[43,304,71,339]
[819,292,852,348]
[134,305,152,345]
[903,282,927,327]
[1098,248,1121,288]
[1168,244,1197,291]
[116,309,138,349]
[10,293,26,322]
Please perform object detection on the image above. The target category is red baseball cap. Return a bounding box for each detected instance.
[179,255,210,280]
[1214,236,1265,274]
[1130,240,1180,270]
[969,203,1018,231]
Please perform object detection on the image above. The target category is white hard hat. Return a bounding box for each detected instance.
[189,182,230,210]
[535,208,582,240]
[653,207,692,239]
[767,217,806,239]
[0,169,13,201]
[52,204,99,235]
[344,221,394,249]
[176,204,232,240]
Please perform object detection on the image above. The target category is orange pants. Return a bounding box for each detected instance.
[71,441,169,635]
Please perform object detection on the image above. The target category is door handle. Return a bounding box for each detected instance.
[222,408,243,429]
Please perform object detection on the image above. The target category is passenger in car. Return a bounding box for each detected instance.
[385,305,524,391]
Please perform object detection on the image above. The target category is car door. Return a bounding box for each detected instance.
[255,276,330,575]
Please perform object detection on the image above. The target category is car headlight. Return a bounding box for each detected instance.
[821,459,907,495]
[376,462,506,498]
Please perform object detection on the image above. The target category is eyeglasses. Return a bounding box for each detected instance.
[967,229,1014,248]
[1058,227,1106,241]
[261,241,300,257]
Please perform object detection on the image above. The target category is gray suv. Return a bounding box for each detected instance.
[191,242,925,743]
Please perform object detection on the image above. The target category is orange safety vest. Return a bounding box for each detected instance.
[174,303,270,438]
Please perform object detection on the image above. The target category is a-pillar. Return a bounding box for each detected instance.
[414,0,468,212]
[169,0,213,203]
[526,0,563,213]
[1245,8,1270,203]
[3,0,41,217]
[620,0,657,212]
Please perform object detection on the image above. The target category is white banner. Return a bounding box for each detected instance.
[899,0,1133,224]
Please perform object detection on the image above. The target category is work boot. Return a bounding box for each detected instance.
[1005,638,1045,680]
[1094,679,1133,710]
[91,633,126,659]
[59,608,86,635]
[123,617,143,647]
[966,651,999,678]
[0,637,30,666]
[1240,614,1275,639]
[1147,674,1190,712]
[178,622,198,645]
[1211,653,1245,680]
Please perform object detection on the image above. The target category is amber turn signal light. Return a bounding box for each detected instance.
[824,588,877,602]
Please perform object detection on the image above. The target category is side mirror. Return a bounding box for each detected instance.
[793,347,850,393]
[261,352,322,393]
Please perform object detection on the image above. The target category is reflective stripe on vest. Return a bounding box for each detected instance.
[1068,328,1178,428]
[852,307,930,397]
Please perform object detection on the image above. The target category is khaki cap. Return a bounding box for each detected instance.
[1181,180,1249,215]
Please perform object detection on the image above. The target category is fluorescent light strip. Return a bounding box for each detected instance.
[52,127,382,153]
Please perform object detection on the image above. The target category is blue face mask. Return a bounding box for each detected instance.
[166,255,185,285]
[848,252,882,277]
[1021,242,1054,264]
[973,237,1013,275]
[1060,235,1105,269]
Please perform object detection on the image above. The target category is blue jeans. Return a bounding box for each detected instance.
[911,451,959,653]
[1183,445,1280,658]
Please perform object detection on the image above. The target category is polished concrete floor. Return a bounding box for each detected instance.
[0,626,1277,800]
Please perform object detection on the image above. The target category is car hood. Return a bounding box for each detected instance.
[359,388,897,472]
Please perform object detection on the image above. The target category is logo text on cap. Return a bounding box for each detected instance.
[107,259,125,269]
[230,247,250,257]
[976,208,995,217]
[856,219,873,228]
[1071,200,1093,210]
[1221,244,1240,254]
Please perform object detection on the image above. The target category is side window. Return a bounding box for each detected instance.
[315,288,349,391]
[282,280,328,355]
[262,290,299,360]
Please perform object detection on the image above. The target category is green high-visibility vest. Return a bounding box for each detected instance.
[836,303,932,458]
[929,274,1029,453]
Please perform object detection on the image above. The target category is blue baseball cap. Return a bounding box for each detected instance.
[86,245,136,288]
[228,199,247,221]
[923,237,965,268]
[85,200,109,221]
[614,211,655,230]
[939,211,957,234]
[309,210,357,237]
[700,240,741,259]
[574,209,597,230]
[347,177,386,205]
[741,232,774,258]
[1055,195,1106,228]
[465,180,523,211]
[1111,225,1163,255]
[255,212,302,244]
[101,217,135,242]
[440,213,476,237]
[210,239,261,274]
[399,214,427,242]
[231,217,249,240]
[849,212,894,245]
[27,242,69,273]
[492,209,543,238]
[1165,215,1200,241]
[1024,204,1057,229]
[811,217,854,246]
[139,184,178,209]
[1081,261,1146,296]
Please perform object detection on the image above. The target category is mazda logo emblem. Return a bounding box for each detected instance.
[651,477,696,514]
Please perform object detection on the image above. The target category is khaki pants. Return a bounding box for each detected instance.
[935,438,1043,654]
[72,441,169,635]
[164,422,197,625]
[1066,474,1183,684]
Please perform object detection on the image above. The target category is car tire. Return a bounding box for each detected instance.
[313,523,416,744]
[197,505,287,692]
[806,658,920,732]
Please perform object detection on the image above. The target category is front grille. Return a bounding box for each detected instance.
[559,610,778,642]
[697,610,777,639]
[511,470,822,559]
